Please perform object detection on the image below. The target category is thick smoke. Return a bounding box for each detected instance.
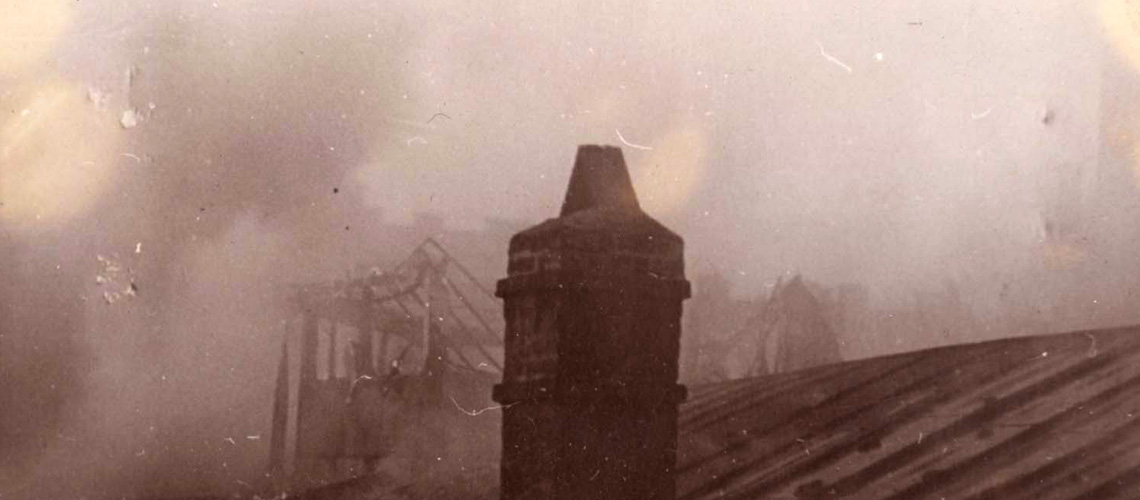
[2,1,413,497]
[5,0,1140,498]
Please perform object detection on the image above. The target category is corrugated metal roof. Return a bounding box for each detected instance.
[677,325,1140,500]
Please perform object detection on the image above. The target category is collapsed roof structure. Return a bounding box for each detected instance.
[745,275,843,376]
[685,274,844,384]
[276,146,1140,499]
[268,238,502,490]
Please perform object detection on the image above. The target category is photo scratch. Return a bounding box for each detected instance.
[615,128,653,151]
[450,396,516,416]
[815,40,853,73]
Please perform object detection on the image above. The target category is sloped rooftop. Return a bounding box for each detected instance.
[290,324,1140,500]
[677,325,1140,500]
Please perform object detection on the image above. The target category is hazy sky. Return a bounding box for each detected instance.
[5,0,1137,295]
[5,0,1140,496]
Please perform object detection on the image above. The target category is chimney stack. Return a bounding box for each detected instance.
[493,145,690,499]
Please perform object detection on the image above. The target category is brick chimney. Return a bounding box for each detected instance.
[493,145,690,499]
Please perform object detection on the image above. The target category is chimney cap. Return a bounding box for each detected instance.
[560,145,641,217]
[500,144,685,287]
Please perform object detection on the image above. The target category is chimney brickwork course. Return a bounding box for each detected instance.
[493,145,690,500]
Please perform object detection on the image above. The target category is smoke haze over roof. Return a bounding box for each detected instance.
[4,0,1140,496]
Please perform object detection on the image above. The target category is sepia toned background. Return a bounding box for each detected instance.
[4,0,1140,497]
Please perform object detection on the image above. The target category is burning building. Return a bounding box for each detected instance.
[276,145,1140,500]
[268,239,503,493]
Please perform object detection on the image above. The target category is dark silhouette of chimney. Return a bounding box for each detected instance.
[559,145,641,216]
[493,145,690,499]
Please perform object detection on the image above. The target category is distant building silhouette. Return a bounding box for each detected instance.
[750,275,842,375]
